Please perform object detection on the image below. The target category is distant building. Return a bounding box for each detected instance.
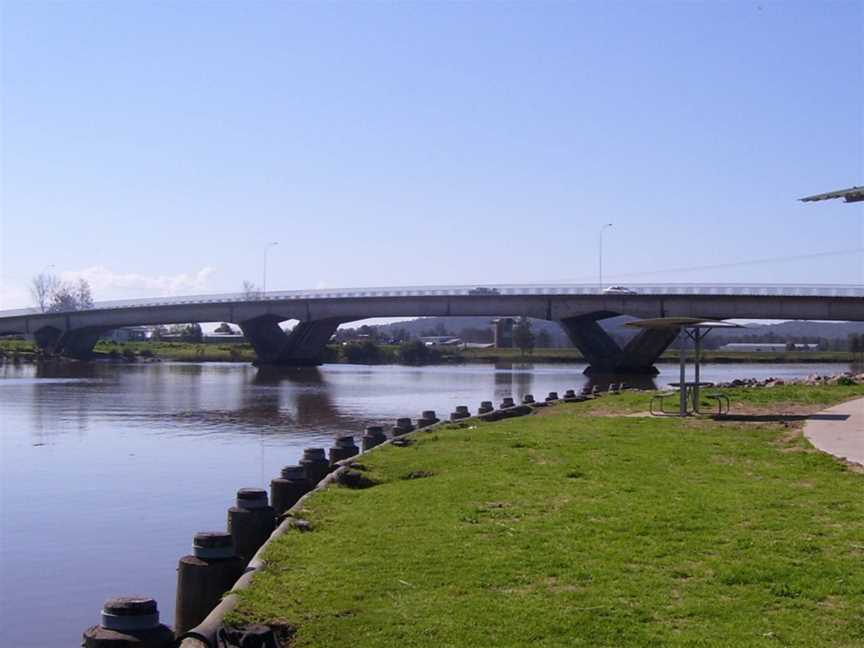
[104,327,149,342]
[419,336,462,346]
[717,343,817,352]
[492,318,515,348]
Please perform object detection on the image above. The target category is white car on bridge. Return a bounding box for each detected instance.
[603,286,637,295]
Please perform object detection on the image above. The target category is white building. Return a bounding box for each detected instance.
[717,343,817,352]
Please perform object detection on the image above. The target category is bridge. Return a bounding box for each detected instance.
[0,284,861,374]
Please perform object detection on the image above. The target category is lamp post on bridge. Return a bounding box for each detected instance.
[599,223,613,291]
[262,241,278,295]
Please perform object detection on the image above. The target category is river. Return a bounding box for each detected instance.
[0,360,854,647]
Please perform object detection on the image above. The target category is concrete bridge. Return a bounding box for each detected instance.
[0,284,861,374]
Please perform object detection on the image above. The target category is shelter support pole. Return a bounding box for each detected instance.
[679,328,687,417]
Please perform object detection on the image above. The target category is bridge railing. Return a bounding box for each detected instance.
[0,283,861,318]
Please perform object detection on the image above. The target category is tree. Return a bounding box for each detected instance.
[512,316,535,356]
[214,322,233,334]
[46,278,95,313]
[181,323,203,343]
[390,327,411,343]
[342,340,386,364]
[398,340,441,365]
[74,278,94,310]
[30,272,60,312]
[242,280,261,300]
[150,325,168,341]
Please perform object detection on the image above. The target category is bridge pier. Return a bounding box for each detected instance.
[33,326,64,353]
[559,315,678,375]
[240,316,344,366]
[56,327,108,359]
[33,325,106,359]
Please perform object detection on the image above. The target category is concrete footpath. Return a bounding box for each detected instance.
[803,397,864,467]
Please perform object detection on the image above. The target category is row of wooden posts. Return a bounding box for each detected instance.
[81,385,625,647]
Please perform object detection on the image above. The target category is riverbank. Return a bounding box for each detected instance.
[0,338,858,365]
[228,383,864,646]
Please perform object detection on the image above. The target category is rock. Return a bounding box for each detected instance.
[336,469,377,489]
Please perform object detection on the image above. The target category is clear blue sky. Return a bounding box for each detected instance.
[1,0,862,308]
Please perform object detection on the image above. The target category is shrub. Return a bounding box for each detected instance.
[398,340,441,365]
[342,341,388,364]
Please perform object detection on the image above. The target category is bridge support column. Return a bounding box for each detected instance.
[240,316,344,366]
[559,315,677,375]
[33,326,64,353]
[33,325,105,359]
[57,327,107,359]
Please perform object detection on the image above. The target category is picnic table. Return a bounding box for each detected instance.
[668,381,715,414]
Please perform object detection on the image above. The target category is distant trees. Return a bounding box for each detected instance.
[214,322,233,334]
[30,272,60,312]
[389,327,411,343]
[169,323,203,343]
[512,316,535,356]
[342,340,386,364]
[182,323,203,343]
[335,324,383,343]
[31,273,94,312]
[242,281,262,300]
[398,340,441,365]
[421,322,448,337]
[150,325,168,341]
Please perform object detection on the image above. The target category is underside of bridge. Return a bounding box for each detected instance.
[239,316,347,366]
[559,314,679,375]
[30,313,678,373]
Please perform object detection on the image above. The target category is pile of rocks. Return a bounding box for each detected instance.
[715,371,864,389]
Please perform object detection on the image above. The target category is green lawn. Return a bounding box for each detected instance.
[230,388,864,647]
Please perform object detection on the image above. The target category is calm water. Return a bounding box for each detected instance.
[0,360,854,647]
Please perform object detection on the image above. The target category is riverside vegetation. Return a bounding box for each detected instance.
[0,338,858,365]
[228,383,864,647]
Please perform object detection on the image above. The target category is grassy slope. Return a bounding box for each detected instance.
[231,387,864,647]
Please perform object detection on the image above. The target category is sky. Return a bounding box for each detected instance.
[1,0,862,309]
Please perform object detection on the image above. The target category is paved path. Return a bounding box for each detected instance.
[803,397,864,466]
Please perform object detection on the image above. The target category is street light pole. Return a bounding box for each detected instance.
[599,223,613,290]
[262,241,278,295]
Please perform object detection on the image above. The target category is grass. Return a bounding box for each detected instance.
[229,387,864,647]
[543,383,864,418]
